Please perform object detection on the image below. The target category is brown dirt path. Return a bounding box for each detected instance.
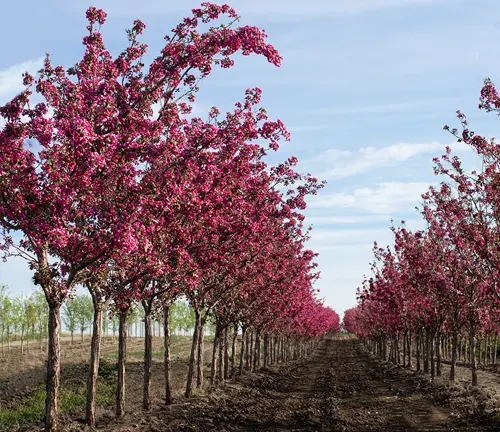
[98,339,500,432]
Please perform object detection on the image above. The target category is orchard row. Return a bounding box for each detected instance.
[0,4,339,431]
[344,77,500,387]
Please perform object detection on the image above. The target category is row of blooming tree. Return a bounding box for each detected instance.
[0,4,339,431]
[344,76,500,388]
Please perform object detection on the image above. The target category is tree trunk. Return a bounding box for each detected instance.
[494,334,498,365]
[244,331,250,370]
[253,330,260,372]
[436,330,441,377]
[224,327,229,379]
[45,302,62,432]
[249,331,254,369]
[143,303,153,409]
[217,326,224,384]
[238,327,246,375]
[424,329,429,374]
[163,303,172,405]
[85,301,105,427]
[116,307,128,417]
[450,328,458,383]
[263,333,269,368]
[470,318,478,386]
[230,325,238,377]
[430,331,435,379]
[185,309,200,397]
[196,317,205,388]
[416,330,421,372]
[407,332,412,368]
[210,321,220,385]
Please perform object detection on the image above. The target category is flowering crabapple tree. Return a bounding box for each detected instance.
[0,2,288,429]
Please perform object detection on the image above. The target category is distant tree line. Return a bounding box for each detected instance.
[0,284,203,354]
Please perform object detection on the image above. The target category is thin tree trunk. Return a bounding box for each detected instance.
[45,302,62,432]
[407,332,412,368]
[263,333,269,368]
[196,317,205,388]
[85,301,105,427]
[185,309,200,397]
[116,307,128,417]
[230,325,237,377]
[450,328,458,383]
[436,330,441,377]
[218,326,224,383]
[143,302,153,409]
[244,331,250,370]
[416,330,421,372]
[430,331,435,379]
[163,302,172,405]
[224,327,230,379]
[253,330,260,372]
[238,327,246,375]
[470,318,478,386]
[210,321,220,385]
[494,334,498,365]
[249,331,254,369]
[424,329,430,374]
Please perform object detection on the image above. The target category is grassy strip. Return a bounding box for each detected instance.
[0,361,116,430]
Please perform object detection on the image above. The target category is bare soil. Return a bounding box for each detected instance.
[2,338,500,431]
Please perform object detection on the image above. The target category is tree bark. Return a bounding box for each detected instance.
[253,330,260,372]
[416,330,421,372]
[185,308,200,397]
[85,301,105,427]
[494,334,498,365]
[196,316,205,388]
[45,302,62,432]
[143,302,153,409]
[450,328,458,383]
[116,307,128,417]
[163,303,172,405]
[224,327,229,379]
[218,325,224,383]
[230,325,238,377]
[210,320,220,385]
[263,333,269,368]
[238,327,246,375]
[470,318,478,386]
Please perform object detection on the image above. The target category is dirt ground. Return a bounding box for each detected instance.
[3,337,500,431]
[96,339,500,431]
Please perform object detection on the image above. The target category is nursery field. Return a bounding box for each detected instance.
[2,336,500,431]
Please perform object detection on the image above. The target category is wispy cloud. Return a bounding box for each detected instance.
[307,98,456,117]
[311,141,470,180]
[309,181,431,213]
[0,58,44,102]
[306,215,392,225]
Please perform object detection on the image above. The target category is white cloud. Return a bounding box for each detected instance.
[0,58,44,102]
[307,98,455,116]
[313,141,470,180]
[306,215,392,225]
[309,181,431,213]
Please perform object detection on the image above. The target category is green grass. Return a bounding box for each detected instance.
[0,361,116,430]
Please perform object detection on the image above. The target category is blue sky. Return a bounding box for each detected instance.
[1,0,499,314]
